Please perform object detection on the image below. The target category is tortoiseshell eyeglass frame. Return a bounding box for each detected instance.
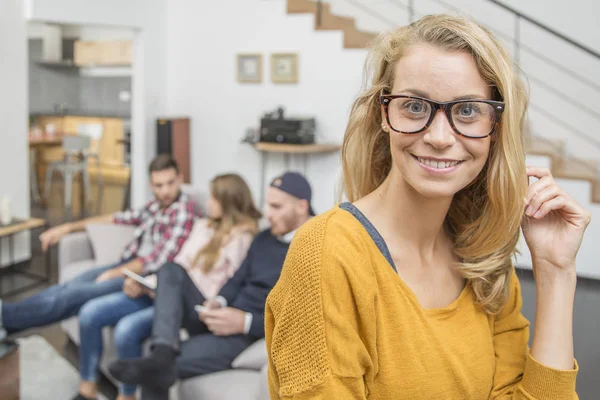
[380,92,505,139]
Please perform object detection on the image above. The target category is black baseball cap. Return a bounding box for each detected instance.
[270,172,315,216]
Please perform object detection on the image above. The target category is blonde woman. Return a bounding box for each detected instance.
[266,15,589,399]
[75,173,260,400]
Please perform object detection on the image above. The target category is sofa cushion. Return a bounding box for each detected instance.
[59,259,97,284]
[178,369,260,400]
[257,364,270,400]
[85,224,136,266]
[58,232,94,270]
[231,338,267,370]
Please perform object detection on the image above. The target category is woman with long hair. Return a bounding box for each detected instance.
[74,173,261,400]
[266,15,589,399]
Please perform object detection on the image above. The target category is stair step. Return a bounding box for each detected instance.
[315,6,356,31]
[525,137,564,158]
[344,29,378,49]
[555,158,598,181]
[287,0,376,49]
[287,0,319,14]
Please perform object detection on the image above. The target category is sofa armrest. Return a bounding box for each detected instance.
[231,338,267,371]
[59,232,93,270]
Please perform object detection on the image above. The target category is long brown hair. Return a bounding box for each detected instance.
[192,174,261,273]
[341,15,528,314]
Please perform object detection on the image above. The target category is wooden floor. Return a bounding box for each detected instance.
[3,198,119,399]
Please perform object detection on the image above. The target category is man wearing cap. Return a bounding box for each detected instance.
[108,172,314,399]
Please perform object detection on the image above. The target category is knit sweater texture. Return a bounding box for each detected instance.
[265,204,578,399]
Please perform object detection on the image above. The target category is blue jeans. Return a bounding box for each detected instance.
[79,292,154,396]
[1,262,127,334]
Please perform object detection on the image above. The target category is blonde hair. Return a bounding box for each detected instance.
[192,174,261,273]
[341,14,528,314]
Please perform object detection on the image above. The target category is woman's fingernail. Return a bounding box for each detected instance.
[526,205,534,216]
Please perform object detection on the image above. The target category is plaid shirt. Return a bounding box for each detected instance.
[113,191,196,272]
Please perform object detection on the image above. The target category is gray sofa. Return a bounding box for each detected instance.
[58,225,270,400]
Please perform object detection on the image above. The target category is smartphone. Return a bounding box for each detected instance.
[194,305,208,313]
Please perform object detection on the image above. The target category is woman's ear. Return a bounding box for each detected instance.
[381,107,388,132]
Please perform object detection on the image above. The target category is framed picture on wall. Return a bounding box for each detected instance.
[271,53,299,83]
[237,53,263,83]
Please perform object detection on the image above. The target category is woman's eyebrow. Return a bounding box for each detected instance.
[395,88,489,101]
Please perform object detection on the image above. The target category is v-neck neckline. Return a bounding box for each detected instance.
[338,202,470,315]
[339,202,397,272]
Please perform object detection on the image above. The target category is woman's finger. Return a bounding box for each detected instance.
[526,166,553,180]
[525,176,555,205]
[529,195,567,219]
[526,183,561,217]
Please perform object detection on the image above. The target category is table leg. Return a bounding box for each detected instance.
[30,149,41,204]
[81,170,90,219]
[122,173,131,211]
[8,235,13,266]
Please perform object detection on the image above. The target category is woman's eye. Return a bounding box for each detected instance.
[405,101,427,113]
[460,106,474,116]
[456,103,481,118]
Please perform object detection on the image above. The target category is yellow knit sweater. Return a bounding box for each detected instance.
[265,205,578,399]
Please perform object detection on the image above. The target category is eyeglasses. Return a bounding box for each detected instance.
[380,94,505,139]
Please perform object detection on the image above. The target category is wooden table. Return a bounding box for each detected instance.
[28,136,63,148]
[251,142,341,206]
[0,218,50,297]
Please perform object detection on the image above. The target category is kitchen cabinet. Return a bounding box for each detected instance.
[74,40,132,66]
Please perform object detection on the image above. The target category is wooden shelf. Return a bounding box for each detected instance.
[253,142,341,154]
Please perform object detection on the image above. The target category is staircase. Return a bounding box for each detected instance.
[287,0,377,49]
[286,0,600,204]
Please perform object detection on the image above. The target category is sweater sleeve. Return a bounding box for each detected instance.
[491,270,579,399]
[265,215,377,399]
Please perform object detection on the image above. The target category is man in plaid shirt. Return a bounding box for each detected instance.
[0,155,196,337]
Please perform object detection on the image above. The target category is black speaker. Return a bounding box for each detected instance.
[156,117,191,183]
[156,121,172,154]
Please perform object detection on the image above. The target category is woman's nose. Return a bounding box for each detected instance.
[422,110,457,149]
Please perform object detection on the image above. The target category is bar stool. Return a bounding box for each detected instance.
[43,123,104,218]
[44,136,92,219]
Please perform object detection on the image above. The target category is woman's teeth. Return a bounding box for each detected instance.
[417,157,460,169]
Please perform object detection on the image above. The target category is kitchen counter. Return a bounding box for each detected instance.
[30,110,130,119]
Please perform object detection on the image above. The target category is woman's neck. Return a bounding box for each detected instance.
[356,171,453,256]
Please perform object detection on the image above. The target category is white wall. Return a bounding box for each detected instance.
[500,0,600,53]
[27,0,167,207]
[0,0,30,265]
[166,0,367,213]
